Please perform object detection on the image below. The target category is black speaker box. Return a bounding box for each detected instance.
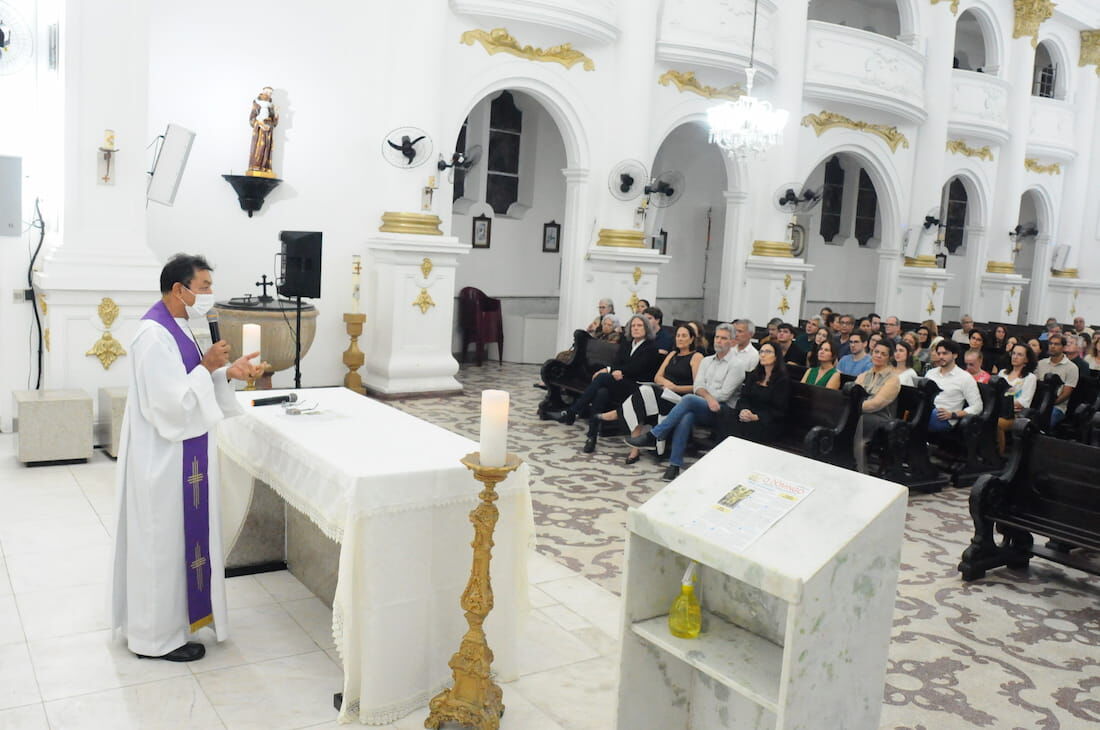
[278,231,322,299]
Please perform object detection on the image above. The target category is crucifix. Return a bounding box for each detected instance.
[191,543,207,592]
[188,456,204,509]
[255,275,275,303]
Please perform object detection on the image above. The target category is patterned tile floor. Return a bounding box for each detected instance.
[390,363,1100,729]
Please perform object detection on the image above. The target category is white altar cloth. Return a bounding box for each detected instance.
[216,387,534,725]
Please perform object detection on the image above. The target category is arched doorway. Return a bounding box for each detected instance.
[953,9,994,72]
[1015,188,1051,324]
[648,121,728,322]
[447,89,569,359]
[936,173,986,320]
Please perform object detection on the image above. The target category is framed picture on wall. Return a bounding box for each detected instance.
[543,220,561,253]
[472,214,491,249]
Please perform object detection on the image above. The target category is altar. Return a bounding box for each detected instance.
[215,387,534,725]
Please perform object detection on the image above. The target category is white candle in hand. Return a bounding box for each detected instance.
[242,324,261,365]
[479,390,510,467]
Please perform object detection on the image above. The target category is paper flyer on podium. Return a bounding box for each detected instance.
[688,471,814,552]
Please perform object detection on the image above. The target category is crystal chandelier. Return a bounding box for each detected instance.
[708,0,789,158]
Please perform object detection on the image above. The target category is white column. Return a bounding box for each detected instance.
[717,191,751,318]
[1025,234,1053,324]
[557,168,592,349]
[1053,70,1098,278]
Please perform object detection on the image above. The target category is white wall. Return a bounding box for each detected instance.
[650,123,726,313]
[451,92,566,299]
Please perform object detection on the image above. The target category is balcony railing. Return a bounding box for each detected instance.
[655,0,777,82]
[948,70,1011,145]
[1027,96,1077,161]
[450,0,618,43]
[803,22,926,124]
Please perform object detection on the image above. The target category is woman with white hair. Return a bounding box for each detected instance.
[596,313,622,343]
[585,298,615,335]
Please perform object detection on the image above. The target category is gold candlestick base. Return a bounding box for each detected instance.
[425,452,522,730]
[245,376,257,391]
[343,312,367,395]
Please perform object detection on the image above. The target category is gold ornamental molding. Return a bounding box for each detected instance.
[632,267,643,284]
[412,288,436,314]
[801,111,910,153]
[39,294,47,315]
[657,70,744,101]
[1013,0,1056,49]
[596,228,646,248]
[986,260,1016,274]
[926,300,937,316]
[930,0,959,14]
[777,295,791,316]
[379,211,443,236]
[752,240,793,257]
[783,273,792,289]
[1081,30,1100,76]
[946,139,994,162]
[1051,267,1079,278]
[460,28,594,72]
[98,297,120,328]
[421,257,434,279]
[44,328,50,352]
[905,255,938,268]
[1024,158,1062,175]
[931,281,939,294]
[86,332,126,370]
[626,292,640,311]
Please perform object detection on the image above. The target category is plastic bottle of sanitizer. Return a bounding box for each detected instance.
[668,561,701,639]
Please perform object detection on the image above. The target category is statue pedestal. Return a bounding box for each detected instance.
[975,273,1027,324]
[361,232,470,395]
[742,256,814,326]
[583,246,670,319]
[896,267,952,323]
[1046,277,1100,324]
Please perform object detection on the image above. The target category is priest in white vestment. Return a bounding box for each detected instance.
[110,254,261,662]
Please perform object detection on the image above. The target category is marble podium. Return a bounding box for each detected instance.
[616,437,907,730]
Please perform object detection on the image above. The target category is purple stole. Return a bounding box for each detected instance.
[142,300,214,632]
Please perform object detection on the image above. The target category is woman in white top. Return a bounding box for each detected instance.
[1085,336,1100,371]
[996,343,1038,456]
[892,341,920,387]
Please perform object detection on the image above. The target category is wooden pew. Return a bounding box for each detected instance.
[1074,389,1100,443]
[718,381,866,468]
[958,419,1100,581]
[537,330,620,418]
[1056,371,1100,441]
[873,378,951,492]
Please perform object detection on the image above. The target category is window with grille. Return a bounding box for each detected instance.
[854,169,878,246]
[943,179,968,253]
[486,91,522,215]
[1034,64,1057,98]
[819,156,844,243]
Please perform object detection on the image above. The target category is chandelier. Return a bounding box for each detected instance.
[708,0,789,158]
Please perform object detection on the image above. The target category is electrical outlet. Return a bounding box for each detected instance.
[12,289,34,302]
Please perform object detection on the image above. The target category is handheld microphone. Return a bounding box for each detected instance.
[251,393,298,407]
[206,310,221,342]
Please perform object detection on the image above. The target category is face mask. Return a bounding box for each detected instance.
[179,287,214,318]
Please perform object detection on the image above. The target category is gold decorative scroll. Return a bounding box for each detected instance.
[657,70,744,101]
[1010,286,1017,297]
[1013,0,1056,49]
[44,328,50,352]
[801,111,910,153]
[1006,301,1014,316]
[626,292,640,311]
[632,267,643,285]
[1081,30,1100,76]
[460,28,594,71]
[931,282,939,294]
[86,332,127,370]
[946,139,994,161]
[413,288,436,314]
[930,0,959,14]
[39,294,47,315]
[783,273,792,290]
[98,297,120,328]
[777,296,791,316]
[926,300,936,315]
[421,257,434,279]
[1024,158,1062,175]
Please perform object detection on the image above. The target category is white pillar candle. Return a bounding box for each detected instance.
[479,389,510,467]
[242,323,261,365]
[351,254,362,313]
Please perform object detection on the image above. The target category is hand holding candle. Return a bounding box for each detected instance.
[479,390,510,467]
[241,323,261,366]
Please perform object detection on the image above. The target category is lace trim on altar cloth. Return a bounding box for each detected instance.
[338,681,451,726]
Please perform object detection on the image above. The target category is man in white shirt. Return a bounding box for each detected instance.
[729,319,760,373]
[925,339,983,433]
[951,315,975,345]
[628,323,745,481]
[1035,334,1079,428]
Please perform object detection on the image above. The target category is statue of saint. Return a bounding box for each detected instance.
[247,87,278,178]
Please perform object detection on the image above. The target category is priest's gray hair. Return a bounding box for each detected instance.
[625,313,656,341]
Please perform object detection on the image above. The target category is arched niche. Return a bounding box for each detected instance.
[649,121,729,321]
[952,8,999,73]
[1016,187,1054,324]
[807,0,915,41]
[1033,39,1070,100]
[936,172,988,314]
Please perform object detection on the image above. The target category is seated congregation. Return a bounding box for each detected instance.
[538,301,1100,489]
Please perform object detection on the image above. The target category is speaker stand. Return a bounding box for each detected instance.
[294,296,303,389]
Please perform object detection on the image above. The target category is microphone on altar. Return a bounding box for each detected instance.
[251,393,298,407]
[206,310,221,342]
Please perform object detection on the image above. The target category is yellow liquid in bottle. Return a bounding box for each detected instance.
[668,584,702,639]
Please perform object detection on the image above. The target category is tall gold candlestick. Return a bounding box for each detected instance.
[425,451,522,730]
[343,313,367,395]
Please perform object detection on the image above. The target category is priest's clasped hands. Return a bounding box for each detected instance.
[201,341,267,381]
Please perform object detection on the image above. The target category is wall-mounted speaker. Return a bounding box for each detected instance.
[147,124,196,206]
[277,231,322,299]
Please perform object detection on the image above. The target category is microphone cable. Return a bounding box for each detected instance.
[27,198,46,390]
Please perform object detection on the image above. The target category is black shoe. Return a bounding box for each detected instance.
[625,452,641,465]
[137,642,205,662]
[549,410,576,425]
[626,431,657,448]
[583,437,597,453]
[662,465,680,481]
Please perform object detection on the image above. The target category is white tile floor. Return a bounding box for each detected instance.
[0,434,623,730]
